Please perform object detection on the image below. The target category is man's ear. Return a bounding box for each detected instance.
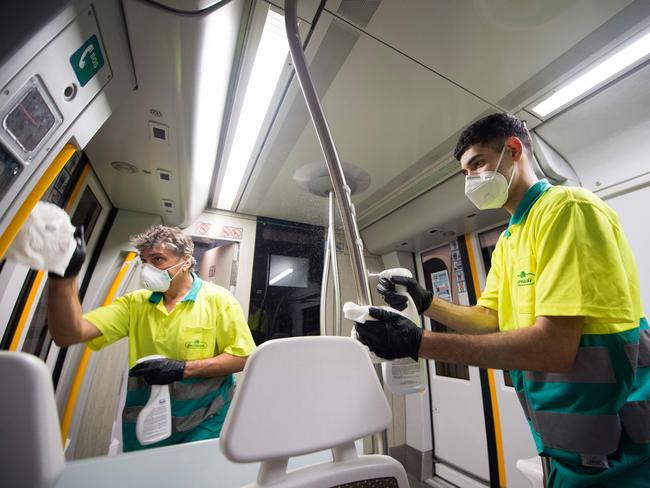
[505,136,525,162]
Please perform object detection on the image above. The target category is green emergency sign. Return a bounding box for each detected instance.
[69,34,104,87]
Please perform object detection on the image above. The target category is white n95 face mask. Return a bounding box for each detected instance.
[140,260,185,292]
[464,145,516,210]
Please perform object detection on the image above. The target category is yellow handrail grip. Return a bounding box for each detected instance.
[60,252,137,444]
[102,252,137,306]
[0,144,77,261]
[464,234,506,488]
[8,271,46,351]
[64,163,91,213]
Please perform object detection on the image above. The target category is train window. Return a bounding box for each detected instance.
[20,185,103,358]
[248,218,324,344]
[0,144,23,197]
[42,151,84,206]
[421,241,471,381]
[71,186,102,241]
[0,270,38,350]
[2,152,85,354]
[20,271,52,360]
[478,224,513,387]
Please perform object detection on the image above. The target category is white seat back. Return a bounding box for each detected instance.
[0,351,64,488]
[220,336,408,487]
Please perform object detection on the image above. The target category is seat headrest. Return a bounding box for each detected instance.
[220,337,391,463]
[0,351,64,488]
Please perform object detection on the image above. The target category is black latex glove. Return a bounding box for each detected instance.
[49,226,86,279]
[355,307,424,361]
[129,358,186,385]
[377,275,433,315]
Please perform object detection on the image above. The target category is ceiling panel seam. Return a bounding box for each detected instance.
[323,7,504,113]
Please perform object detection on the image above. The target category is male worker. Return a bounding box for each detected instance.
[356,113,650,486]
[48,225,255,451]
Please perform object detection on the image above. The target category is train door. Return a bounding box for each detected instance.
[0,151,111,370]
[472,226,538,488]
[418,238,494,487]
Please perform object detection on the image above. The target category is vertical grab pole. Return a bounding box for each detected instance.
[284,0,388,455]
[329,192,342,336]
[320,224,331,336]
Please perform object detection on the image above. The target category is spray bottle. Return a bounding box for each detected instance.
[375,268,427,395]
[344,268,427,395]
[135,355,172,446]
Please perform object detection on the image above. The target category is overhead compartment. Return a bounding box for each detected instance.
[360,173,508,256]
[85,0,246,227]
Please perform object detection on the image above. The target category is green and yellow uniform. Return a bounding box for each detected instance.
[85,273,256,451]
[478,180,650,486]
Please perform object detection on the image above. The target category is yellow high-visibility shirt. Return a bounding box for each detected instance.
[478,181,642,335]
[85,274,256,367]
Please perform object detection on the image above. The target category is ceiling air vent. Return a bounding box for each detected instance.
[111,161,138,174]
[149,121,169,144]
[161,199,174,213]
[157,169,172,182]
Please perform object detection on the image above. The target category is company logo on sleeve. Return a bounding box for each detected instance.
[517,270,536,286]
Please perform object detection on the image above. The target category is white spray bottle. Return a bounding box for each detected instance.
[135,355,172,446]
[344,268,428,394]
[374,268,427,395]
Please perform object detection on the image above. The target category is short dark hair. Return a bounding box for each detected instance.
[454,113,532,161]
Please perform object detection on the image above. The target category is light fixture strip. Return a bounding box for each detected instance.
[531,31,650,117]
[269,267,293,285]
[217,8,289,210]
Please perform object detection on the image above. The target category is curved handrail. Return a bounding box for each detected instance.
[284,0,386,455]
[283,1,372,309]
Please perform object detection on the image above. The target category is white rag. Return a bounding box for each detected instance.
[343,302,408,364]
[5,202,76,276]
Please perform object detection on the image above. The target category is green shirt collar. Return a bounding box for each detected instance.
[148,272,203,304]
[505,179,551,237]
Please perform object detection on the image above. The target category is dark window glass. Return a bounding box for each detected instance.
[0,144,23,196]
[71,186,102,242]
[21,187,102,358]
[20,276,52,360]
[421,248,470,381]
[248,218,325,344]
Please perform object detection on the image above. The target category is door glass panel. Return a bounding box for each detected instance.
[21,180,102,359]
[248,218,325,344]
[421,240,471,380]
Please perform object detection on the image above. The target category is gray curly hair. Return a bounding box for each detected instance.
[131,225,197,270]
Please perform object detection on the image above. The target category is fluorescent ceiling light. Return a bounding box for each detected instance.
[531,31,650,117]
[269,267,293,285]
[217,8,289,210]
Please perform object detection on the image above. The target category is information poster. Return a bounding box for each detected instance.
[431,270,452,302]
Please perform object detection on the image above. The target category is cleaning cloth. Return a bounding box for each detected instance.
[6,202,76,276]
[344,301,408,363]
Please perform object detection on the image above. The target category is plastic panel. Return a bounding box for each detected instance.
[220,336,392,462]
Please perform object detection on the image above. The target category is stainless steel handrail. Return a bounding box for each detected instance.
[284,2,372,308]
[320,225,331,336]
[328,192,341,336]
[284,0,387,455]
